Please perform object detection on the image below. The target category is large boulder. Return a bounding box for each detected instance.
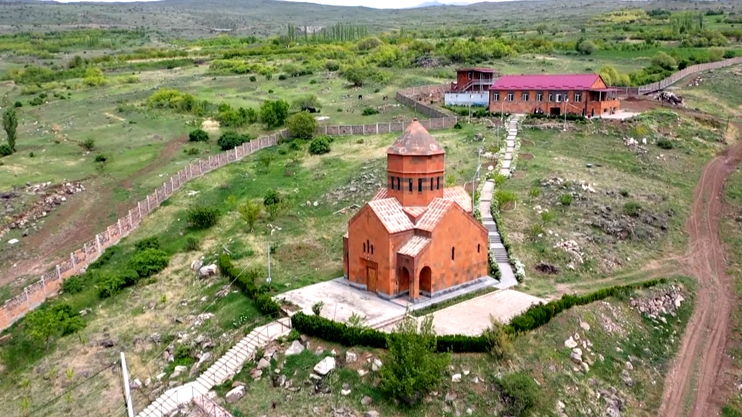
[225,386,246,404]
[314,356,336,376]
[257,358,271,370]
[199,264,217,278]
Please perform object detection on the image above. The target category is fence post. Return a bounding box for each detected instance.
[96,234,102,254]
[56,265,61,280]
[24,287,30,309]
[70,253,76,269]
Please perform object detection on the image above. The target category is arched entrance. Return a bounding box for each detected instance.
[399,267,410,295]
[419,266,432,296]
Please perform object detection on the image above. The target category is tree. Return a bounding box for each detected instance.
[652,51,677,70]
[309,136,331,155]
[257,152,274,171]
[260,99,290,128]
[287,111,318,140]
[292,95,322,112]
[25,308,57,349]
[576,39,596,55]
[217,131,251,151]
[379,315,450,405]
[263,189,282,219]
[238,200,261,232]
[599,65,620,86]
[83,67,106,86]
[3,108,18,152]
[342,64,371,87]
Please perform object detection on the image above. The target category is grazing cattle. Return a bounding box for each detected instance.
[382,96,388,100]
[358,95,363,100]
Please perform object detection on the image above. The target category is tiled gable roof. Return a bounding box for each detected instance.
[443,186,472,213]
[398,235,431,257]
[372,188,388,201]
[403,206,428,218]
[415,198,455,232]
[492,74,601,90]
[367,198,415,234]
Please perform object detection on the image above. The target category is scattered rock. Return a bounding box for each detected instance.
[286,340,305,356]
[191,259,203,271]
[225,386,246,404]
[361,395,373,406]
[625,361,633,371]
[580,321,590,331]
[232,381,246,388]
[249,368,262,379]
[451,373,462,382]
[130,379,142,390]
[199,264,217,278]
[564,336,578,349]
[171,365,188,379]
[313,356,336,376]
[365,412,379,417]
[371,359,382,372]
[257,358,271,370]
[346,351,358,363]
[445,392,457,403]
[358,369,368,377]
[621,370,633,387]
[570,348,583,364]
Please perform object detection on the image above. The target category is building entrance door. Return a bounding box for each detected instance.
[366,266,377,293]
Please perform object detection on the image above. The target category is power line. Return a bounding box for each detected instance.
[28,362,118,416]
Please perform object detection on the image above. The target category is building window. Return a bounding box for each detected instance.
[430,178,434,191]
[548,93,554,102]
[522,92,529,102]
[363,243,366,252]
[536,93,543,102]
[555,94,562,103]
[437,177,440,190]
[468,71,473,79]
[574,93,582,102]
[451,247,455,261]
[492,92,499,101]
[396,177,400,190]
[477,244,480,253]
[371,245,374,255]
[507,93,514,101]
[418,178,423,192]
[408,178,413,192]
[367,240,370,253]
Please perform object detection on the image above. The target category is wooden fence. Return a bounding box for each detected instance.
[616,56,742,96]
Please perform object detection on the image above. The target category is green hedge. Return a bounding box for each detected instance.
[217,254,281,316]
[292,279,667,352]
[507,279,666,333]
[291,312,490,353]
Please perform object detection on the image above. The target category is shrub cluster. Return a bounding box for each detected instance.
[217,254,281,316]
[188,129,209,142]
[309,136,332,155]
[186,205,221,229]
[217,131,252,151]
[527,113,587,123]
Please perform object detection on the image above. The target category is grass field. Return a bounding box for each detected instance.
[497,110,724,297]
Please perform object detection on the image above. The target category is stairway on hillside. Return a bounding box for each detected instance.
[499,114,524,176]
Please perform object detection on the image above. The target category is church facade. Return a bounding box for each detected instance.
[343,120,489,301]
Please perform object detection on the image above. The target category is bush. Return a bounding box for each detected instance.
[61,274,87,294]
[657,138,674,149]
[623,201,642,217]
[217,254,281,315]
[188,129,209,142]
[184,236,200,251]
[482,319,512,360]
[87,246,119,270]
[184,147,200,156]
[380,316,450,405]
[249,76,256,82]
[255,294,281,316]
[135,236,160,252]
[0,144,12,157]
[79,139,95,151]
[309,136,332,155]
[453,122,462,129]
[14,101,22,108]
[129,249,169,278]
[496,373,539,417]
[287,111,318,140]
[260,99,290,128]
[187,206,220,229]
[119,269,141,286]
[362,107,379,116]
[217,131,251,151]
[325,60,340,72]
[559,193,573,206]
[98,273,126,298]
[495,190,517,209]
[528,186,541,197]
[94,154,107,163]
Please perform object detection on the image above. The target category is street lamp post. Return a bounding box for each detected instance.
[471,148,482,204]
[563,98,569,131]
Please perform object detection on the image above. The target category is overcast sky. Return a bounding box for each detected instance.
[47,0,510,9]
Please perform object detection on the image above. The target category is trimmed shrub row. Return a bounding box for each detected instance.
[293,279,667,352]
[217,254,281,316]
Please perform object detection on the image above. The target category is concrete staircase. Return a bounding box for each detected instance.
[499,114,524,176]
[136,318,291,417]
[479,180,517,289]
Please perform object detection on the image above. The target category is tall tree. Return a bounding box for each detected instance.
[238,200,262,232]
[2,108,18,152]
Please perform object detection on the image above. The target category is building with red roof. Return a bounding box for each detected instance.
[343,121,489,301]
[489,74,620,117]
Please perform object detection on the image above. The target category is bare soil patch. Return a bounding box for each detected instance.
[520,139,534,146]
[519,153,534,160]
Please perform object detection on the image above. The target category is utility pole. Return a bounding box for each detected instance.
[267,242,272,284]
[563,98,569,131]
[120,352,135,417]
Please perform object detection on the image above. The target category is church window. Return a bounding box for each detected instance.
[363,243,366,252]
[409,178,413,192]
[418,178,423,192]
[477,244,480,253]
[396,177,400,190]
[430,178,434,191]
[451,247,455,261]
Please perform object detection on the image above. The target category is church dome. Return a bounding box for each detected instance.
[387,120,445,156]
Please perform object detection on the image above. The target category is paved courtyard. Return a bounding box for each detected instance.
[275,278,407,329]
[422,289,545,336]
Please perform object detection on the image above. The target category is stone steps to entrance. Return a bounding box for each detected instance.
[478,180,517,289]
[135,318,291,417]
[500,114,525,176]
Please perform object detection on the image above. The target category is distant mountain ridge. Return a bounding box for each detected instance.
[407,0,471,7]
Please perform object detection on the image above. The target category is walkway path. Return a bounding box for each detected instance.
[479,179,517,288]
[499,114,525,176]
[136,318,291,417]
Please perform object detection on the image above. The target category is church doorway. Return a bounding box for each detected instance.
[419,266,432,295]
[366,266,377,293]
[399,267,410,294]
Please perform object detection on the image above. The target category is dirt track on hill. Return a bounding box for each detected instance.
[659,124,742,417]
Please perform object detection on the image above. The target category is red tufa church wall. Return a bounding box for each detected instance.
[386,154,445,207]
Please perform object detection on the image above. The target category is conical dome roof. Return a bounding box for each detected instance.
[387,120,445,156]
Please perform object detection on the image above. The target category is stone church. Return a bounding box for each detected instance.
[343,120,489,301]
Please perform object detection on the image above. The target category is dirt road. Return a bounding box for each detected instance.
[659,126,742,417]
